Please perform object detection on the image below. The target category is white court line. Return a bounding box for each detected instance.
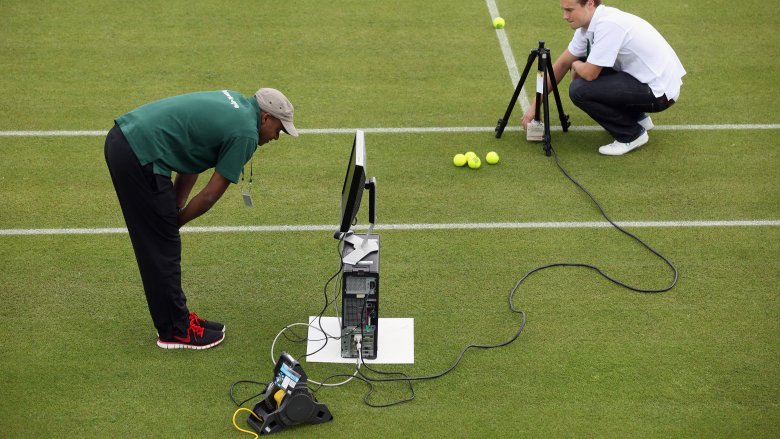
[2,220,779,236]
[486,0,530,113]
[1,124,780,137]
[0,130,109,136]
[513,124,780,132]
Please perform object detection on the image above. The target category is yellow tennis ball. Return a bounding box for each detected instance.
[486,151,500,164]
[493,17,505,29]
[467,156,482,169]
[464,151,477,162]
[453,153,467,167]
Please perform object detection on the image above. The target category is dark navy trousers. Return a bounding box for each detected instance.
[104,124,189,339]
[569,69,675,143]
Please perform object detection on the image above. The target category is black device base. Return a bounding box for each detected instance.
[495,40,571,156]
[247,353,333,435]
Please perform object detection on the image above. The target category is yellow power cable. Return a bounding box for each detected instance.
[232,407,261,439]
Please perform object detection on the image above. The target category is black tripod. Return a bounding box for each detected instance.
[495,41,571,156]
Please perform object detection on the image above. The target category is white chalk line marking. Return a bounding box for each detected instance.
[2,220,779,236]
[486,0,530,113]
[1,124,779,138]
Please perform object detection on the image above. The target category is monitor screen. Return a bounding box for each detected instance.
[339,130,366,235]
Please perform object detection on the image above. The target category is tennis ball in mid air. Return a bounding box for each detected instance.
[486,151,500,164]
[468,156,482,169]
[464,151,477,162]
[493,17,505,29]
[453,153,467,167]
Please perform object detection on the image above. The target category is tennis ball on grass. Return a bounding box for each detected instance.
[468,156,482,169]
[486,151,500,164]
[464,151,477,161]
[453,153,467,167]
[493,17,505,29]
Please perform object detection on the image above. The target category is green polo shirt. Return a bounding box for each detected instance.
[115,90,260,183]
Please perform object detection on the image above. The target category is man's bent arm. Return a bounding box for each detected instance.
[571,59,602,81]
[174,173,199,211]
[177,171,231,227]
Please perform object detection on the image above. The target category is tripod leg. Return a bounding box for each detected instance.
[495,50,538,138]
[542,51,553,156]
[545,57,571,132]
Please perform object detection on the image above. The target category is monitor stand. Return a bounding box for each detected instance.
[342,233,379,265]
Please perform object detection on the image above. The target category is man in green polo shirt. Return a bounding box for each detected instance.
[104,88,298,350]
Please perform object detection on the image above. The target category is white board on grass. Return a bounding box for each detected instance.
[305,316,414,364]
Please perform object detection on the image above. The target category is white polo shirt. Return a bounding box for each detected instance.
[568,5,686,101]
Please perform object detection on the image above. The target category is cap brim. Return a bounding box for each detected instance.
[281,120,299,137]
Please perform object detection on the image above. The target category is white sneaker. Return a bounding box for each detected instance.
[598,130,649,156]
[638,114,654,131]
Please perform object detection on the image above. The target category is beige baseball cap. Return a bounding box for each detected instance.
[254,88,299,137]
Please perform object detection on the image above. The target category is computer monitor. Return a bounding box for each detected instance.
[339,130,367,235]
[336,130,378,264]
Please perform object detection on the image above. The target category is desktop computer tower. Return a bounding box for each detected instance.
[340,234,379,359]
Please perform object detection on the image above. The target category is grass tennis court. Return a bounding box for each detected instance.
[1,0,778,437]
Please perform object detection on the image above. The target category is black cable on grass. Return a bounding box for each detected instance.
[309,373,387,407]
[541,146,679,294]
[355,360,416,407]
[346,308,526,387]
[229,380,268,407]
[280,326,308,343]
[299,236,347,359]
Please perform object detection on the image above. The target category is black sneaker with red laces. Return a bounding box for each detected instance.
[189,311,225,333]
[157,319,224,350]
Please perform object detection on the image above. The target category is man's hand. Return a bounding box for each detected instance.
[520,49,579,129]
[571,66,580,81]
[521,105,536,130]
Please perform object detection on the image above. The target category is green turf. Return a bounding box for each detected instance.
[1,130,778,229]
[1,0,778,437]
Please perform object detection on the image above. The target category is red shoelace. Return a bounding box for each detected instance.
[187,313,205,337]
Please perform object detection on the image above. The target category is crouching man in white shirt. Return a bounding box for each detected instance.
[522,0,686,156]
